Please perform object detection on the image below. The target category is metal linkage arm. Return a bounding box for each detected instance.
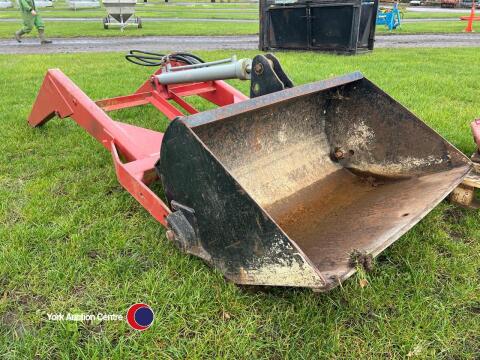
[28,69,172,226]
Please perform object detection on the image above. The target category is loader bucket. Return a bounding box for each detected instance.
[157,72,471,291]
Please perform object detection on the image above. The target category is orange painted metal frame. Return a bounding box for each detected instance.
[28,66,248,227]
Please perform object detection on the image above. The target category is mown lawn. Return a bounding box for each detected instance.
[0,0,472,26]
[0,20,257,37]
[0,2,258,20]
[0,19,472,38]
[376,20,468,34]
[0,2,471,21]
[0,9,258,20]
[403,10,471,19]
[6,9,469,21]
[0,0,258,17]
[1,48,479,358]
[0,0,473,37]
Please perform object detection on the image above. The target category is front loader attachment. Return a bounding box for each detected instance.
[29,63,471,292]
[158,72,471,291]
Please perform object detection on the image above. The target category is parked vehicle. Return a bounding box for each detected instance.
[441,0,458,8]
[377,2,401,30]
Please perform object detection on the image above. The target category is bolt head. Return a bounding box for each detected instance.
[254,63,264,75]
[334,149,344,160]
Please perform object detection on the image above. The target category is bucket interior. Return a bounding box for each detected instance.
[191,78,469,280]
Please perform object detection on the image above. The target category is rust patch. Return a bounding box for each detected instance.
[267,166,469,280]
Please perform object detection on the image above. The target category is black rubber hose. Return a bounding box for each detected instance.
[125,50,205,67]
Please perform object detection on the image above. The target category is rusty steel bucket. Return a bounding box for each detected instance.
[157,72,471,291]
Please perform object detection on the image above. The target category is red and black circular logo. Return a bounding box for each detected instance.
[126,303,154,331]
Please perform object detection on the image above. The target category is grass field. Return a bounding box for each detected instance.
[0,10,470,20]
[0,20,471,38]
[0,0,474,37]
[0,9,467,21]
[0,0,472,22]
[0,20,257,36]
[0,10,258,20]
[0,48,479,358]
[0,0,258,18]
[403,10,471,19]
[0,3,258,20]
[0,2,470,20]
[377,20,468,34]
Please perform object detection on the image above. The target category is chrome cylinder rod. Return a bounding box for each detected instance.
[156,58,252,85]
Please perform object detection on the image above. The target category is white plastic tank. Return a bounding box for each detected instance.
[68,0,100,9]
[0,0,13,8]
[34,0,54,7]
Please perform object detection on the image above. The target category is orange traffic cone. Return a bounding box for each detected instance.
[465,1,476,32]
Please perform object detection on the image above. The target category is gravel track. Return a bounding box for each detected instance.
[2,33,480,54]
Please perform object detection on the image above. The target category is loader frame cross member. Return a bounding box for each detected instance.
[28,66,248,227]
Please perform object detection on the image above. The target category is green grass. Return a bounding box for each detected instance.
[0,0,473,37]
[376,20,468,34]
[404,10,471,19]
[0,0,471,23]
[0,0,258,19]
[1,48,479,358]
[0,3,258,20]
[0,20,472,38]
[0,0,471,24]
[0,10,258,20]
[0,20,257,36]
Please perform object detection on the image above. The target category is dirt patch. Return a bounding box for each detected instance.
[349,249,374,272]
[447,228,465,241]
[467,302,480,314]
[0,310,27,338]
[443,207,466,224]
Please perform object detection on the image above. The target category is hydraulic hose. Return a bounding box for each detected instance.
[125,50,205,67]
